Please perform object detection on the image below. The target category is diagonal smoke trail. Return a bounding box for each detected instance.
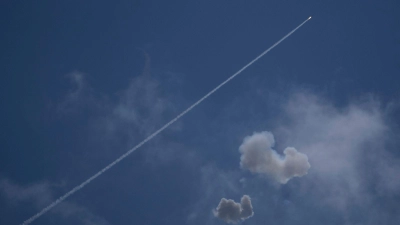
[20,16,311,225]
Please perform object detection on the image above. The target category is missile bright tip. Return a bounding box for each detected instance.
[308,16,312,20]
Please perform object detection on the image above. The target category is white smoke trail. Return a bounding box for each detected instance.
[20,17,311,225]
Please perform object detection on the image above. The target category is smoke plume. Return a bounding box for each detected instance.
[239,131,310,184]
[213,195,254,223]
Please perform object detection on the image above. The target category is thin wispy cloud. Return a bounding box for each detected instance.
[0,179,110,225]
[56,71,98,115]
[273,91,400,223]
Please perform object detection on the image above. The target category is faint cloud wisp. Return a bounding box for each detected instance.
[0,179,110,225]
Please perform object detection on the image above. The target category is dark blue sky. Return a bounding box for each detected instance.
[1,1,400,225]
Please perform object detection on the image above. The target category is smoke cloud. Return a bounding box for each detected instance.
[274,92,393,212]
[213,195,254,223]
[239,131,310,184]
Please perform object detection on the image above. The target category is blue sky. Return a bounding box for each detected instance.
[1,1,400,225]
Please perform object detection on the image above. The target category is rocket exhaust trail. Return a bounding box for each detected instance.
[20,16,311,225]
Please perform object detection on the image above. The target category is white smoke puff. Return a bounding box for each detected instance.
[239,131,310,184]
[213,195,254,224]
[238,195,253,219]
